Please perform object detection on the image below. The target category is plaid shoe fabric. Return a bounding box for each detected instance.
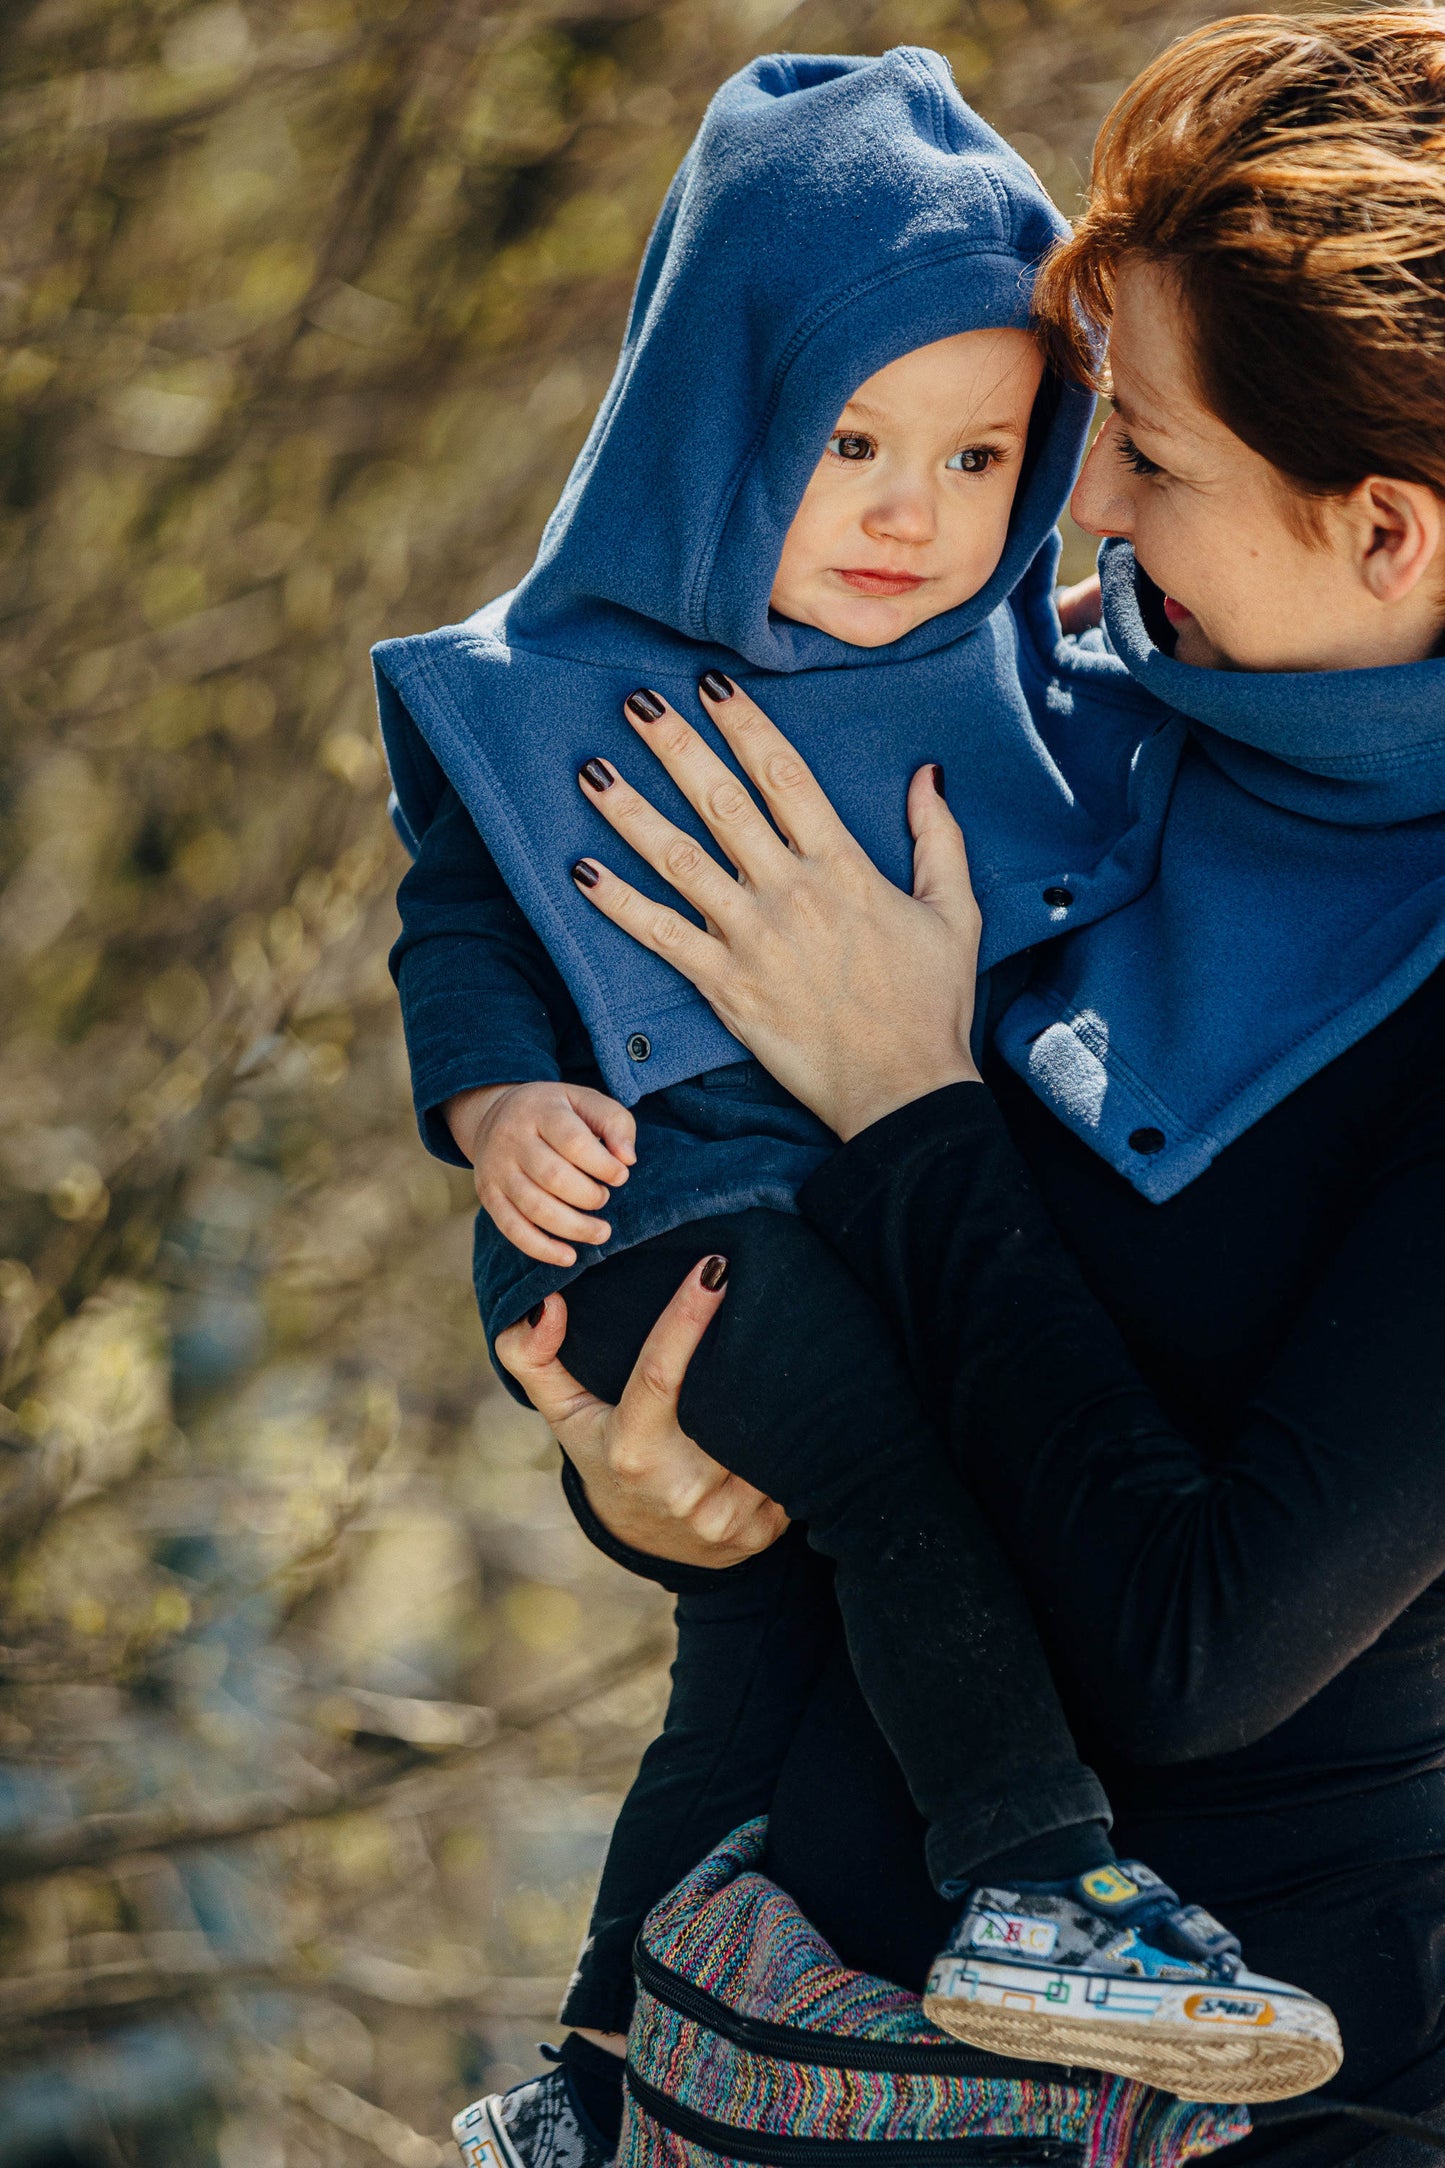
[924,1859,1342,2104]
[453,2065,614,2168]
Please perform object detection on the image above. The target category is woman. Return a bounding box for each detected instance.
[495,14,1445,2163]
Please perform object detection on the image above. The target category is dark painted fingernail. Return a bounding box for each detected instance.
[572,859,601,889]
[699,670,734,701]
[700,1254,729,1291]
[526,1301,545,1327]
[626,689,665,722]
[579,758,613,791]
[932,764,945,796]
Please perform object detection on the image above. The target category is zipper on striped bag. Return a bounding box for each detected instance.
[633,1940,1087,2087]
[624,2067,1082,2166]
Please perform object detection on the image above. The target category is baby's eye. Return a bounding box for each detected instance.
[827,431,875,462]
[945,446,998,474]
[1115,429,1162,478]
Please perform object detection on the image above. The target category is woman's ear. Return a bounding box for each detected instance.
[1348,475,1444,605]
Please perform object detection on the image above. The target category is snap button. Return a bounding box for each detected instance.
[1043,885,1074,909]
[626,1033,652,1062]
[1129,1126,1166,1155]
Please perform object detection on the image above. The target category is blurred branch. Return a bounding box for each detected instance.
[0,1619,673,1882]
[249,2043,448,2167]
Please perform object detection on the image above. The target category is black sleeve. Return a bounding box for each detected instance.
[390,785,578,1163]
[798,1080,1445,1765]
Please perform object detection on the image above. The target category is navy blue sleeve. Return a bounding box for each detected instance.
[390,785,573,1164]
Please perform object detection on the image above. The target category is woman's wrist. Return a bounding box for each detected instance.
[831,1051,983,1143]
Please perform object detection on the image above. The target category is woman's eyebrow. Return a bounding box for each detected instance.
[1110,388,1168,438]
[838,398,886,423]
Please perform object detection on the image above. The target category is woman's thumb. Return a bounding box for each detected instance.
[496,1293,597,1433]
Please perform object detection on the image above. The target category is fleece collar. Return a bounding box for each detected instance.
[994,542,1445,1199]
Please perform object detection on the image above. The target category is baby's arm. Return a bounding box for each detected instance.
[393,784,634,1262]
[447,1080,635,1267]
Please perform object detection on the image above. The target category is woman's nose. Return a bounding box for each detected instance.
[1070,415,1133,539]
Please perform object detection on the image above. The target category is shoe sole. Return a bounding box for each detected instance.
[452,2096,523,2168]
[923,1976,1343,2104]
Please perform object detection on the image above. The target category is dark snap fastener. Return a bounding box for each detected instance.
[1043,886,1074,909]
[1129,1126,1166,1155]
[626,1033,652,1062]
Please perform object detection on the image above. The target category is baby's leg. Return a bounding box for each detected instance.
[557,1526,837,2032]
[552,1248,840,2038]
[571,1209,1110,1902]
[550,1213,1342,2105]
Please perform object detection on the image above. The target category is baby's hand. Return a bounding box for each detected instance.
[445,1081,636,1267]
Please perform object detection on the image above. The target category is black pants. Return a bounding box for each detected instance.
[553,1208,1108,2033]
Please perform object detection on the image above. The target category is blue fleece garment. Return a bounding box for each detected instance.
[376,47,1179,1337]
[994,539,1445,1200]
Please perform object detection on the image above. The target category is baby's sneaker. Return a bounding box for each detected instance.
[453,2061,614,2168]
[923,1860,1342,2103]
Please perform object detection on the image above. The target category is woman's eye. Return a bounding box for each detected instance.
[946,446,996,474]
[827,432,875,462]
[1115,429,1162,478]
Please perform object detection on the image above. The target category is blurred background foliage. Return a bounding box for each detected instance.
[0,0,1240,2157]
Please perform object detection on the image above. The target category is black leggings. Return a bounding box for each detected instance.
[551,1207,1108,2034]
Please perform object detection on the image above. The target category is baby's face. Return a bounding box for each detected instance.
[771,328,1044,647]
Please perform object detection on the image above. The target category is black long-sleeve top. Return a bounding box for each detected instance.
[791,960,1445,2124]
[802,963,1445,1823]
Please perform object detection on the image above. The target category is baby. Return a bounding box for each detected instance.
[375,47,1339,2165]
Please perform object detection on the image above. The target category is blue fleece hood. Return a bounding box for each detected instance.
[996,539,1445,1199]
[512,47,1083,671]
[375,48,1176,1107]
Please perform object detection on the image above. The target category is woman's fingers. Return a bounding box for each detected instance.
[578,757,745,926]
[906,765,982,939]
[571,858,728,993]
[496,1295,605,1445]
[697,676,859,861]
[609,1257,728,1477]
[1056,572,1103,635]
[618,693,791,881]
[499,1276,790,1569]
[688,1469,791,1555]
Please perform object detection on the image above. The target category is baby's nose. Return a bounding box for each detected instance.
[861,487,936,544]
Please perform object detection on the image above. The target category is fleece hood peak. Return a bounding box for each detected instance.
[509,44,1081,673]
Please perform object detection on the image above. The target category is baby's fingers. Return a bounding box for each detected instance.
[485,1193,580,1268]
[543,1092,635,1184]
[509,1172,612,1248]
[522,1139,613,1215]
[574,1086,637,1169]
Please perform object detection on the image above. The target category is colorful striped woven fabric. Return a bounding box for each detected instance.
[621,1820,1250,2168]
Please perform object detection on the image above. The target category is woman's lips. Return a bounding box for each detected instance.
[837,568,927,597]
[1162,595,1193,627]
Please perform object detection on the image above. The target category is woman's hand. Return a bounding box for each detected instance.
[495,1262,789,1569]
[1057,572,1103,635]
[571,683,982,1141]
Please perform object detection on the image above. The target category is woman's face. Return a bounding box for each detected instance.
[1069,257,1445,672]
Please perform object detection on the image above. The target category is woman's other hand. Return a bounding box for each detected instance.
[1057,572,1103,634]
[495,1262,789,1569]
[571,684,982,1141]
